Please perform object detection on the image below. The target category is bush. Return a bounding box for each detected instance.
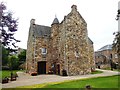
[31,72,37,76]
[48,70,54,74]
[8,55,19,70]
[2,77,9,84]
[2,66,10,70]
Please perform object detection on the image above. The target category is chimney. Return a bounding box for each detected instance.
[30,19,35,26]
[71,5,77,12]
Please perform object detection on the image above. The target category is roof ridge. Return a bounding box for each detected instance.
[35,24,50,28]
[97,44,112,51]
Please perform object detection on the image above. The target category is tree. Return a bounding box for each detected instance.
[8,55,19,70]
[112,9,120,69]
[18,49,26,65]
[113,9,120,55]
[116,9,120,20]
[113,32,120,55]
[0,2,20,49]
[2,45,9,66]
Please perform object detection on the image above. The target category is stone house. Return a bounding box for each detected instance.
[95,44,118,69]
[26,5,95,76]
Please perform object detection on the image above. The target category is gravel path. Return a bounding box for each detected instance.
[1,69,119,88]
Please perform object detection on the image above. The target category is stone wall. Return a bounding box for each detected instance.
[95,49,118,69]
[34,37,50,73]
[58,5,92,75]
[26,21,35,73]
[51,24,59,65]
[26,5,95,76]
[88,39,95,71]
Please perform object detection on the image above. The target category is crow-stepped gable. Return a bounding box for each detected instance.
[26,5,95,76]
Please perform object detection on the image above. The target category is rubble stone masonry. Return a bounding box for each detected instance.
[26,5,95,76]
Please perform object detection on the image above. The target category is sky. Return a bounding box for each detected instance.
[1,0,119,51]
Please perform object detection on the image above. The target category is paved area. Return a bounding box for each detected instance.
[1,69,120,88]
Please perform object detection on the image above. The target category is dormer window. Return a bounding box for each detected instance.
[41,48,47,55]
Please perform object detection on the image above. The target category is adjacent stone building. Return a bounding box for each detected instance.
[26,5,95,76]
[95,44,118,69]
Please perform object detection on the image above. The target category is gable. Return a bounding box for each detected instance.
[88,37,93,44]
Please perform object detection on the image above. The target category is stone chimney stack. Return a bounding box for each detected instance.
[71,5,77,12]
[30,19,35,26]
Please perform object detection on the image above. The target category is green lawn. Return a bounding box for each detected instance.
[1,70,23,79]
[18,75,119,89]
[43,75,119,88]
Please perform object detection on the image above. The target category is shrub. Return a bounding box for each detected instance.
[48,70,54,74]
[2,77,9,84]
[2,66,10,70]
[31,72,37,76]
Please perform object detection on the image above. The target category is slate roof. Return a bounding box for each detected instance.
[33,24,51,37]
[98,44,112,51]
[33,24,94,44]
[52,17,59,25]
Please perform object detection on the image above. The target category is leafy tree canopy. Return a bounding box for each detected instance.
[8,55,19,70]
[2,45,9,65]
[113,9,120,59]
[0,2,20,51]
[18,49,26,64]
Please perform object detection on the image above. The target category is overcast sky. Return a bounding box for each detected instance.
[2,0,119,51]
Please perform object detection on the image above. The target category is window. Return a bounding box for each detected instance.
[44,34,47,37]
[75,51,79,58]
[73,35,75,39]
[41,48,47,54]
[115,54,118,58]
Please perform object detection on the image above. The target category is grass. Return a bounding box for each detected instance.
[43,75,119,88]
[0,70,1,79]
[18,75,119,89]
[1,70,103,79]
[1,70,24,79]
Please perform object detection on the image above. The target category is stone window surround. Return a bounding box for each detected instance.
[41,48,47,55]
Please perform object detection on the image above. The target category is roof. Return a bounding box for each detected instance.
[52,17,59,25]
[88,37,93,44]
[33,24,51,37]
[98,44,112,51]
